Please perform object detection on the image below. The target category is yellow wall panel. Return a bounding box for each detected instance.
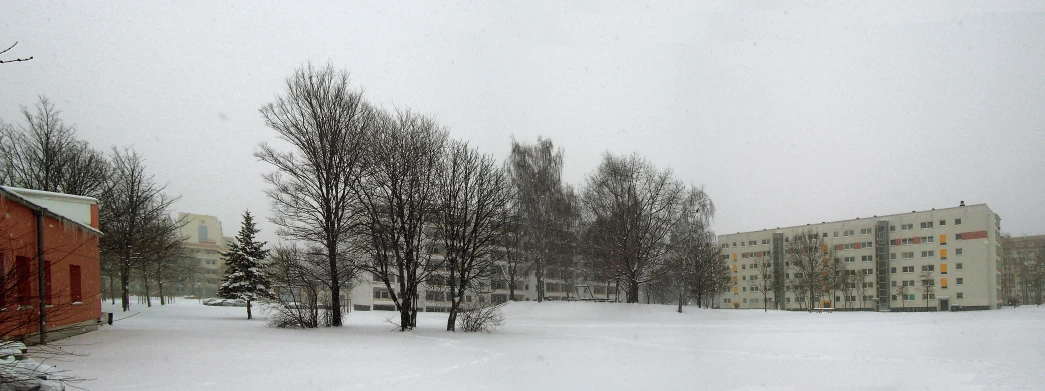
[940,234,947,243]
[940,263,948,273]
[941,278,948,288]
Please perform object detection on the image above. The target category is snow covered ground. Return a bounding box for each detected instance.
[50,300,1045,390]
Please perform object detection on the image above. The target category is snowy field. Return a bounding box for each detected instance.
[50,300,1045,390]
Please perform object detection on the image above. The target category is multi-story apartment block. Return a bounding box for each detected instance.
[177,213,228,298]
[346,259,620,312]
[718,202,1002,311]
[1000,234,1045,305]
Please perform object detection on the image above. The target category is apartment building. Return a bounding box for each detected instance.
[1000,234,1045,305]
[347,259,620,312]
[176,213,228,298]
[719,202,1002,311]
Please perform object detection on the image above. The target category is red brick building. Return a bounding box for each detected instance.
[0,186,102,342]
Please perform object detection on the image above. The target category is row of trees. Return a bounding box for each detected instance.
[256,64,726,331]
[0,97,193,313]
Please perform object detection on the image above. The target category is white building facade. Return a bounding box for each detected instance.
[719,203,1002,311]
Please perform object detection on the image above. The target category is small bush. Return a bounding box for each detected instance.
[456,302,505,332]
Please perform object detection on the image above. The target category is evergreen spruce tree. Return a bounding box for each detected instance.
[218,210,274,319]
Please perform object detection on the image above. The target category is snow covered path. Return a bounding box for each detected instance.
[52,301,1045,390]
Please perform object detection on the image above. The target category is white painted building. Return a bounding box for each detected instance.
[718,202,1002,311]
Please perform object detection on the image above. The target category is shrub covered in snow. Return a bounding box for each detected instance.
[456,302,505,332]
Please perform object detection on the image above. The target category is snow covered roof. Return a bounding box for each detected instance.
[0,186,103,237]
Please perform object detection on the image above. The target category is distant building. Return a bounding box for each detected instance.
[0,186,103,341]
[1000,234,1045,305]
[718,202,1003,311]
[346,255,619,313]
[176,213,227,298]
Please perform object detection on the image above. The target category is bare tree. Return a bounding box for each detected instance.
[0,41,32,64]
[264,244,325,328]
[919,270,935,310]
[256,63,372,327]
[0,96,110,198]
[351,108,447,331]
[750,252,775,312]
[825,255,847,309]
[135,216,188,307]
[582,153,692,303]
[784,230,834,311]
[506,137,578,303]
[492,217,530,301]
[436,140,513,331]
[664,187,717,312]
[894,281,908,310]
[99,147,179,312]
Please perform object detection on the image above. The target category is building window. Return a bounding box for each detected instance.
[861,255,873,262]
[957,293,964,299]
[890,267,896,274]
[373,288,390,299]
[901,224,913,231]
[920,222,933,229]
[956,248,963,256]
[902,252,914,259]
[956,262,963,270]
[890,253,896,260]
[844,256,856,263]
[860,228,872,235]
[16,256,31,304]
[890,225,896,232]
[902,266,915,273]
[955,219,962,225]
[921,265,935,272]
[44,261,52,305]
[921,250,935,258]
[198,225,209,242]
[70,265,82,303]
[956,233,963,240]
[956,278,963,285]
[425,291,444,301]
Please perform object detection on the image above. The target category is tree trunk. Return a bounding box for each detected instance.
[159,281,165,305]
[326,242,342,327]
[627,276,640,303]
[120,260,131,311]
[247,300,252,320]
[677,290,684,313]
[143,269,152,307]
[399,297,412,331]
[535,263,545,303]
[109,272,116,305]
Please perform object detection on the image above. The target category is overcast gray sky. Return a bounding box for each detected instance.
[3,1,1044,243]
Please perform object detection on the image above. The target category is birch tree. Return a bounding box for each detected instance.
[506,137,577,303]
